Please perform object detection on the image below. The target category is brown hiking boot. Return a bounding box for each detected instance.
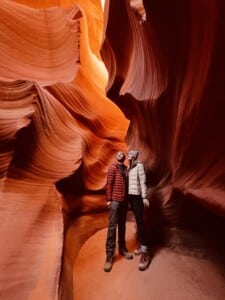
[138,252,152,271]
[104,255,114,272]
[119,248,133,259]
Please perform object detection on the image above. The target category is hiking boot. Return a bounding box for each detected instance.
[138,252,152,271]
[134,247,142,255]
[104,255,114,272]
[119,248,133,259]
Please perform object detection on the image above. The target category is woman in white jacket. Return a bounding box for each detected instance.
[127,150,152,271]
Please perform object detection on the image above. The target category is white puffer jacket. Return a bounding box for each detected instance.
[128,161,147,198]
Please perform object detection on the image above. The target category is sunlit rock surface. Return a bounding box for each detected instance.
[0,0,225,299]
[0,1,128,299]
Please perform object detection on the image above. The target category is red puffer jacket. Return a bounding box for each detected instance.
[106,163,127,202]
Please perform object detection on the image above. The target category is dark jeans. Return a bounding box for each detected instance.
[105,200,128,256]
[129,194,148,246]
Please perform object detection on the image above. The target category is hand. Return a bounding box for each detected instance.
[143,198,149,208]
[107,201,111,207]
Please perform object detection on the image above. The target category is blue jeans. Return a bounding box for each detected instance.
[105,200,129,256]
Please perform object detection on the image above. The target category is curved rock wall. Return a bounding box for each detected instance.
[102,0,225,275]
[0,1,128,299]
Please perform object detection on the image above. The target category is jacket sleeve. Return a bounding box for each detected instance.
[106,165,115,201]
[137,163,147,198]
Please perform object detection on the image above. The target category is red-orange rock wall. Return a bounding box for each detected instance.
[101,0,225,272]
[0,1,128,299]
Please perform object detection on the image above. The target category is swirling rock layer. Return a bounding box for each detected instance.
[102,0,225,244]
[0,1,128,299]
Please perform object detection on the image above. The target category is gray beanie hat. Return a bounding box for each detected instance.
[128,150,139,159]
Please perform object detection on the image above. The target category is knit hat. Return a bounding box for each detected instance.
[128,150,139,160]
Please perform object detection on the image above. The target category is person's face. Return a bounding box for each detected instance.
[127,154,135,165]
[116,151,125,163]
[127,154,134,161]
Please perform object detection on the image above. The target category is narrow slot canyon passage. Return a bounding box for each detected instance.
[73,222,225,300]
[1,1,225,299]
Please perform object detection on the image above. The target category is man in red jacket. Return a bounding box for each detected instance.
[104,151,133,272]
